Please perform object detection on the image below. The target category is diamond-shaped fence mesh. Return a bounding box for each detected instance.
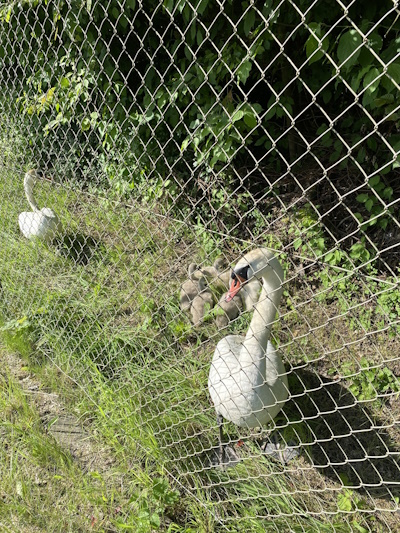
[0,0,400,530]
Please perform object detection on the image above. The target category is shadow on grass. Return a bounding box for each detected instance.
[56,233,105,265]
[284,367,400,501]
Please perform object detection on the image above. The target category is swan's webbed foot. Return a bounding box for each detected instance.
[261,431,301,464]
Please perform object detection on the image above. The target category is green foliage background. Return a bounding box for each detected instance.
[0,0,399,248]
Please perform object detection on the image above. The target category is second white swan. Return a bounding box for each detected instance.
[18,170,63,242]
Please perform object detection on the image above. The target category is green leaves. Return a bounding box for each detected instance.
[181,102,260,167]
[344,357,400,403]
[337,489,354,512]
[81,112,98,132]
[60,77,70,89]
[243,8,256,36]
[355,175,394,231]
[236,60,252,84]
[363,67,380,94]
[305,22,329,65]
[387,62,400,85]
[337,29,362,69]
[152,477,179,506]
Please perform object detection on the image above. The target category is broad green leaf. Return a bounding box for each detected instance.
[374,93,394,107]
[350,65,369,92]
[337,30,362,69]
[197,0,209,15]
[119,16,128,29]
[163,0,174,14]
[387,63,400,84]
[265,103,276,120]
[181,137,190,151]
[190,21,196,41]
[81,117,91,131]
[236,60,252,84]
[60,77,70,89]
[365,198,374,211]
[262,0,273,18]
[157,92,168,108]
[243,9,256,36]
[368,32,383,52]
[243,112,257,128]
[4,6,11,22]
[196,28,203,47]
[363,67,380,94]
[368,175,380,187]
[152,477,169,499]
[356,193,368,203]
[176,0,186,13]
[305,23,329,65]
[389,134,400,154]
[150,513,161,528]
[231,109,244,122]
[382,186,393,199]
[255,135,267,146]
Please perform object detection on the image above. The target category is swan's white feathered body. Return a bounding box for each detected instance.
[208,248,288,428]
[18,170,62,242]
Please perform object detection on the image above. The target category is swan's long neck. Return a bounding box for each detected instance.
[24,172,39,211]
[240,257,284,375]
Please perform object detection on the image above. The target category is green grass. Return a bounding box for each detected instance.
[0,360,132,532]
[0,165,399,532]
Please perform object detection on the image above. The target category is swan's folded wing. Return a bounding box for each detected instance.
[18,211,61,242]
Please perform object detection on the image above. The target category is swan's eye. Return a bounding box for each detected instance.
[233,265,250,281]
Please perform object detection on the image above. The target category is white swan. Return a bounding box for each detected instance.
[18,170,62,242]
[208,248,289,462]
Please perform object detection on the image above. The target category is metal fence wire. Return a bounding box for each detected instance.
[0,0,400,530]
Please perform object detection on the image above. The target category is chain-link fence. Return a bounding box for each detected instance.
[0,0,400,530]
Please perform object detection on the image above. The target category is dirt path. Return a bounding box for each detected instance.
[2,347,114,473]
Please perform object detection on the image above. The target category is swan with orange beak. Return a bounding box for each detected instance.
[208,248,289,466]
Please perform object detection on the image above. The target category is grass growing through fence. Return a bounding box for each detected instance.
[0,166,399,532]
[0,359,128,532]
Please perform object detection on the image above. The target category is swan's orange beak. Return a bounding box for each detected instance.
[226,274,246,302]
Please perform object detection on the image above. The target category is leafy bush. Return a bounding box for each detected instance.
[339,358,400,403]
[0,0,398,250]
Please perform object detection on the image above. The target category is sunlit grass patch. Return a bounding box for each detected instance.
[1,162,400,532]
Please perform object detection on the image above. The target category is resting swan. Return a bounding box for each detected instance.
[208,248,289,463]
[18,170,62,242]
